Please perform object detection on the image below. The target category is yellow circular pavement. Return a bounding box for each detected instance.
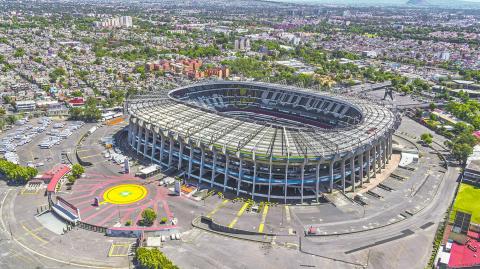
[103,184,147,205]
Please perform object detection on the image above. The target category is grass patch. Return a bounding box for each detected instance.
[450,183,480,224]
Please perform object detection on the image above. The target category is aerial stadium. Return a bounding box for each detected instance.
[127,81,401,203]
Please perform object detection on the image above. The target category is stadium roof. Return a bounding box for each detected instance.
[129,81,400,161]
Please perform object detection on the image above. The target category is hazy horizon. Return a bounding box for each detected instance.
[269,0,480,7]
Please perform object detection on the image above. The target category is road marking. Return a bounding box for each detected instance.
[81,154,100,159]
[285,242,299,248]
[284,205,295,234]
[206,199,229,218]
[108,243,130,257]
[0,189,11,231]
[22,224,48,243]
[285,205,291,223]
[12,253,36,267]
[12,236,118,269]
[228,202,249,228]
[258,205,269,233]
[21,188,40,195]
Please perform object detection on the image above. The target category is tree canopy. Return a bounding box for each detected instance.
[140,208,157,226]
[0,159,37,184]
[135,247,179,269]
[420,133,433,145]
[71,164,85,178]
[68,97,101,122]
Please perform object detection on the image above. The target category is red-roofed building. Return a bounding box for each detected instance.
[39,164,71,193]
[448,239,480,268]
[68,97,85,107]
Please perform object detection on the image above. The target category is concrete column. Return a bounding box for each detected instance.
[127,122,133,146]
[386,137,390,163]
[359,153,364,186]
[341,159,346,193]
[168,136,173,168]
[284,162,289,204]
[210,150,217,187]
[316,162,320,202]
[379,141,383,169]
[350,157,355,192]
[389,136,393,157]
[159,134,165,166]
[237,159,243,196]
[268,160,272,202]
[150,132,157,160]
[383,139,388,167]
[252,161,257,199]
[366,149,371,182]
[300,163,305,204]
[136,126,143,154]
[199,147,205,184]
[177,141,184,170]
[223,155,229,192]
[188,144,193,178]
[372,146,377,178]
[377,144,382,173]
[143,128,149,157]
[329,161,334,193]
[133,123,140,148]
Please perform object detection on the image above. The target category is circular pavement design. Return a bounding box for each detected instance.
[103,184,148,205]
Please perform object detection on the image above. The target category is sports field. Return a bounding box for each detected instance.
[451,183,480,224]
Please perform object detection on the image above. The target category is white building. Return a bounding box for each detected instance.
[15,100,36,112]
[440,51,450,61]
[234,37,251,51]
[362,50,378,58]
[94,16,133,28]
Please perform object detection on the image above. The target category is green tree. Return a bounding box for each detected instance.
[14,48,25,58]
[67,174,76,184]
[454,122,474,135]
[135,247,179,269]
[6,115,16,125]
[83,97,101,122]
[3,95,13,105]
[0,159,37,184]
[49,67,67,82]
[68,107,83,120]
[420,133,433,145]
[71,90,83,97]
[452,143,473,165]
[141,208,157,226]
[71,164,85,178]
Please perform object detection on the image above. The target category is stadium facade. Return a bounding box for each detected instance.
[127,81,401,203]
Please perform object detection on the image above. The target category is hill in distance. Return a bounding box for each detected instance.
[407,0,429,5]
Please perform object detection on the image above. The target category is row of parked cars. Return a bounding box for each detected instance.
[0,117,52,164]
[39,121,84,149]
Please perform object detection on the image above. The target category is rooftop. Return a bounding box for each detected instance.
[129,81,399,161]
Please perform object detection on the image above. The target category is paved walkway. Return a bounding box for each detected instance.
[304,135,448,236]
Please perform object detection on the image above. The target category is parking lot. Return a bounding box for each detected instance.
[0,116,95,173]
